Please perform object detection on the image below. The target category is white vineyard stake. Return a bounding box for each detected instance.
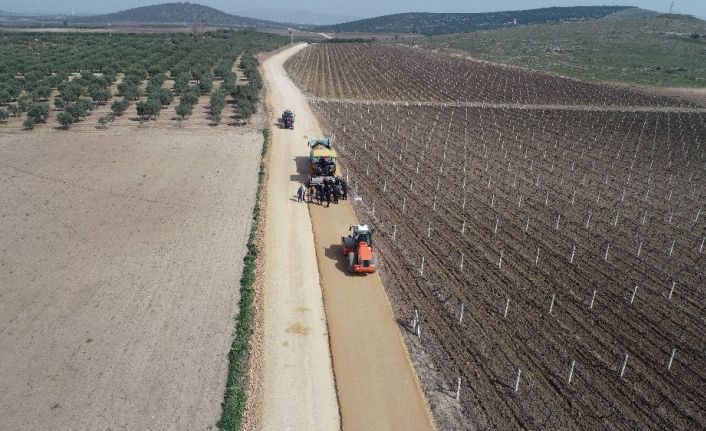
[586,212,592,229]
[461,220,466,236]
[604,245,610,262]
[392,224,397,241]
[498,251,503,269]
[667,348,676,370]
[503,298,510,317]
[513,368,521,392]
[620,354,629,378]
[570,245,576,264]
[556,214,561,230]
[568,360,576,384]
[455,377,462,400]
[668,281,676,300]
[589,290,597,309]
[637,241,642,258]
[535,248,540,266]
[427,222,432,238]
[549,293,556,315]
[459,301,465,324]
[419,256,425,276]
[459,253,464,272]
[669,239,675,257]
[630,285,638,304]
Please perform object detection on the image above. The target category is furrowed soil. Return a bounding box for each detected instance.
[287,43,706,430]
[0,121,263,429]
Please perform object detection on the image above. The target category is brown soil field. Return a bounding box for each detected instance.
[0,118,265,428]
[289,44,706,430]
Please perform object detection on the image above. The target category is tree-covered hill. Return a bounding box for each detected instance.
[72,2,285,28]
[312,6,634,35]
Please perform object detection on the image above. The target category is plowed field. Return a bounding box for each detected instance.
[288,44,706,430]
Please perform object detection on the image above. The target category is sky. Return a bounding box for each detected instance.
[2,0,705,19]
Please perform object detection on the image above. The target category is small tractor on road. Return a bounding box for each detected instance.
[280,109,295,129]
[341,224,376,274]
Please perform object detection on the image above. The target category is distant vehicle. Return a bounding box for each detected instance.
[280,109,295,129]
[341,224,376,273]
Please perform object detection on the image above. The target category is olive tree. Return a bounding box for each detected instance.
[57,111,74,129]
[136,98,161,120]
[111,98,129,116]
[27,103,50,123]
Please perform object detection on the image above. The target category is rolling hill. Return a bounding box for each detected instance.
[71,2,284,28]
[425,12,706,87]
[312,6,634,35]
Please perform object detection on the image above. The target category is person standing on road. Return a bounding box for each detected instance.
[297,183,306,202]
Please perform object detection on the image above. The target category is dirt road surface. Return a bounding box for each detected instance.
[0,126,263,429]
[260,43,435,431]
[255,44,340,430]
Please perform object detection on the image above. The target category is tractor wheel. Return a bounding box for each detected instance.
[347,252,356,272]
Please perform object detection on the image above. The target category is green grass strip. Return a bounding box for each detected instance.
[217,128,269,431]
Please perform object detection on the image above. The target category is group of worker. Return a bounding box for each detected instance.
[297,177,348,207]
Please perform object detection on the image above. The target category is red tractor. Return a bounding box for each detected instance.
[341,224,376,274]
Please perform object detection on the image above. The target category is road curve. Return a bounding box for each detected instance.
[258,44,340,430]
[266,44,437,430]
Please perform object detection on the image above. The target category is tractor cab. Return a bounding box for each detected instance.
[350,225,372,247]
[341,224,376,274]
[281,109,295,129]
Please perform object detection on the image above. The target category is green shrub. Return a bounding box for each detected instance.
[136,98,161,120]
[155,88,173,106]
[27,102,50,123]
[198,71,214,94]
[23,116,35,130]
[57,111,74,129]
[180,89,199,106]
[89,86,112,104]
[111,98,129,116]
[17,95,31,112]
[65,102,87,120]
[0,89,11,104]
[7,104,20,117]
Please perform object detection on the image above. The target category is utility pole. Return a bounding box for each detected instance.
[666,1,675,28]
[289,28,294,44]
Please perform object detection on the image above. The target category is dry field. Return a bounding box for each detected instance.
[288,44,706,430]
[0,114,264,428]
